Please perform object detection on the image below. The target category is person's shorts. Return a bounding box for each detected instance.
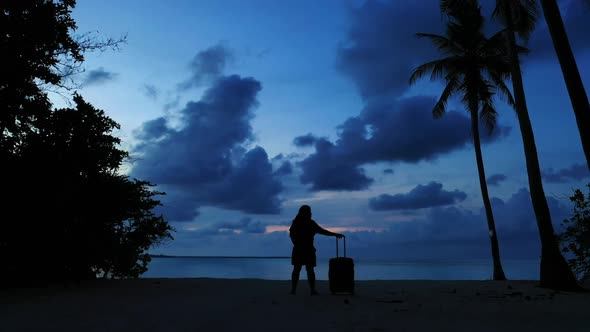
[291,246,316,267]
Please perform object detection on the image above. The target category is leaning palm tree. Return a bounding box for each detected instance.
[410,1,510,280]
[540,0,590,172]
[490,0,579,290]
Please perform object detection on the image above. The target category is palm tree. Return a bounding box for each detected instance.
[410,1,510,280]
[491,0,579,290]
[540,0,590,172]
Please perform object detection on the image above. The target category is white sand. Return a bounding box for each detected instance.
[1,279,589,332]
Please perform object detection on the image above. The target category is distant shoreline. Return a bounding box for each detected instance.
[149,254,290,259]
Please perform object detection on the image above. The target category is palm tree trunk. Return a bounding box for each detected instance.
[540,0,590,172]
[470,106,506,280]
[503,6,579,290]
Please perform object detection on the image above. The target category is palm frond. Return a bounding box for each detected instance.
[433,76,460,118]
[488,73,515,108]
[484,28,510,54]
[412,0,512,139]
[514,44,530,56]
[511,0,538,40]
[480,53,511,79]
[459,82,475,114]
[409,58,452,85]
[492,0,538,41]
[416,33,463,55]
[477,80,499,135]
[441,0,480,18]
[480,99,498,135]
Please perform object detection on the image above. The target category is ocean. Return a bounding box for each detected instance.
[141,257,541,280]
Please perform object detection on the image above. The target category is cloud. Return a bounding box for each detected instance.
[82,67,118,86]
[163,96,181,111]
[142,84,159,100]
[337,0,590,88]
[542,163,590,183]
[133,117,168,142]
[383,168,394,175]
[527,0,590,61]
[162,188,573,261]
[347,188,572,260]
[292,1,511,192]
[337,1,444,101]
[177,44,234,90]
[189,217,267,237]
[487,173,507,186]
[218,217,267,234]
[298,96,510,191]
[131,75,284,221]
[273,161,293,176]
[368,181,467,211]
[299,137,374,191]
[293,133,318,147]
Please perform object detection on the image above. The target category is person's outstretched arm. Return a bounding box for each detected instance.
[313,221,344,238]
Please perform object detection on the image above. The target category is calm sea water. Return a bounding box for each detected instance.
[141,257,541,280]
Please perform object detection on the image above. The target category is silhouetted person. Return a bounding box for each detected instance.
[289,205,343,295]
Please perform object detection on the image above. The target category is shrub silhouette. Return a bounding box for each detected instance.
[559,184,590,282]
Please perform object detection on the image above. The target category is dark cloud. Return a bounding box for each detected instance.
[527,0,590,61]
[298,96,510,191]
[131,75,283,221]
[342,188,572,260]
[383,168,394,175]
[368,182,467,211]
[542,163,590,183]
[215,217,267,234]
[178,44,233,90]
[293,133,318,147]
[142,84,159,100]
[189,217,267,237]
[337,1,444,100]
[132,117,168,142]
[487,173,507,186]
[291,1,512,192]
[163,227,289,257]
[299,137,374,191]
[338,0,590,96]
[273,161,293,176]
[481,125,511,143]
[165,188,573,261]
[271,153,285,161]
[82,67,118,86]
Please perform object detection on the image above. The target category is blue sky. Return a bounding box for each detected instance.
[67,0,590,262]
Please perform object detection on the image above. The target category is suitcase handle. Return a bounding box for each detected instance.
[336,236,346,258]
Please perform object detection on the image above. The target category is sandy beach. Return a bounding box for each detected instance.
[1,278,589,332]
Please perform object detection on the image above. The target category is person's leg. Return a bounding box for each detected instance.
[306,265,318,295]
[291,264,302,294]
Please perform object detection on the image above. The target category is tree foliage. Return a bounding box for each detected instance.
[0,0,170,283]
[559,184,590,281]
[1,0,124,154]
[409,0,515,280]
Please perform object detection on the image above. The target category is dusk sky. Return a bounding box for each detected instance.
[66,0,590,261]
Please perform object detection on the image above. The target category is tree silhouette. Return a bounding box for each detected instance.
[540,0,590,172]
[489,0,579,290]
[1,0,124,153]
[3,96,173,282]
[0,0,170,283]
[410,0,512,280]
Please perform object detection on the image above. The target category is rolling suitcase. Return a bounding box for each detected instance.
[329,237,354,295]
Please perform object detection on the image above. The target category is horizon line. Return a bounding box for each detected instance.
[150,254,290,259]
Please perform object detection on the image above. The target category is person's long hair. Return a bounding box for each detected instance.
[290,205,311,232]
